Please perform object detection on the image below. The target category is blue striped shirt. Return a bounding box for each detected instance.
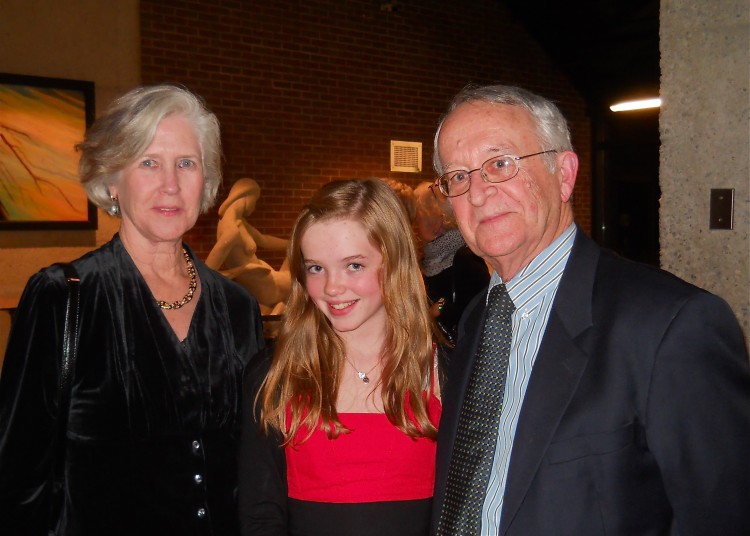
[479,223,576,535]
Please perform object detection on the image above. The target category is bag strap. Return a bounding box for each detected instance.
[53,263,81,479]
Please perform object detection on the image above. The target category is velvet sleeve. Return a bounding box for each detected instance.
[646,291,750,534]
[0,266,68,534]
[237,346,288,536]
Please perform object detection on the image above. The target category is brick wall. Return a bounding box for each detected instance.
[140,0,591,266]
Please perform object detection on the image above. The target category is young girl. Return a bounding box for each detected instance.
[238,178,441,536]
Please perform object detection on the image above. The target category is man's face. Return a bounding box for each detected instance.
[437,101,576,279]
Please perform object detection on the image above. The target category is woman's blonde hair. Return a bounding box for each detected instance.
[260,178,437,444]
[77,84,222,216]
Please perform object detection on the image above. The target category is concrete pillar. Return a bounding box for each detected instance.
[660,0,750,345]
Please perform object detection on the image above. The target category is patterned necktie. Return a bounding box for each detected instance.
[438,283,515,535]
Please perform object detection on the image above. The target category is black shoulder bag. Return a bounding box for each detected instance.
[47,263,81,533]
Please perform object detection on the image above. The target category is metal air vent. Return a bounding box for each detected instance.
[390,140,422,173]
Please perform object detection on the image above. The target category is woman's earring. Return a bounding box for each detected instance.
[109,196,120,217]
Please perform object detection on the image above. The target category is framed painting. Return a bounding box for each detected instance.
[0,73,96,230]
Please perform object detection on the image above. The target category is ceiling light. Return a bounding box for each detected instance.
[610,98,661,112]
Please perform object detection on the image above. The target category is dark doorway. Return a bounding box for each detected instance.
[499,0,661,264]
[592,108,660,265]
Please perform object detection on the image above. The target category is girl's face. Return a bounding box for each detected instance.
[301,218,386,339]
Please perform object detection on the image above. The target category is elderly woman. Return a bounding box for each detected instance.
[413,181,490,345]
[0,85,264,535]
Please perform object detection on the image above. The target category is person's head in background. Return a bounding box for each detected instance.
[413,181,457,244]
[378,177,417,224]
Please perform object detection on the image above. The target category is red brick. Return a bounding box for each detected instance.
[142,0,593,258]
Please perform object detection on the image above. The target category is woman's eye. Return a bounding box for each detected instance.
[306,264,322,274]
[141,159,156,168]
[178,159,195,169]
[348,263,363,271]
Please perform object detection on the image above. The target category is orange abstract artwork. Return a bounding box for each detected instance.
[0,75,94,227]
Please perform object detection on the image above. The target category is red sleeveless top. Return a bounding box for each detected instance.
[286,391,442,503]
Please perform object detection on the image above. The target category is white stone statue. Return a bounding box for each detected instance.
[205,178,291,315]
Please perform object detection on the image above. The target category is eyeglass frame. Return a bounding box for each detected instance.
[427,182,444,201]
[436,149,558,198]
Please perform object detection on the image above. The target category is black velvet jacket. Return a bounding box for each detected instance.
[0,235,265,536]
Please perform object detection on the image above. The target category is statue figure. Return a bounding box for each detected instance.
[205,178,291,315]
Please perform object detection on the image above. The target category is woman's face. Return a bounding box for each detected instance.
[413,184,446,242]
[112,114,204,248]
[415,206,443,242]
[301,218,387,340]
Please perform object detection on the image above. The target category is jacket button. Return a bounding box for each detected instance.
[197,507,206,519]
[192,439,201,453]
[194,473,203,484]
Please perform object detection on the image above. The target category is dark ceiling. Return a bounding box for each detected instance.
[502,0,661,112]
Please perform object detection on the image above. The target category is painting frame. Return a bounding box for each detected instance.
[0,72,96,230]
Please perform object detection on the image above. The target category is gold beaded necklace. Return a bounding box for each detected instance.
[156,249,197,310]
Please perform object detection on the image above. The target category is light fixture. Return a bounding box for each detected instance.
[610,98,661,112]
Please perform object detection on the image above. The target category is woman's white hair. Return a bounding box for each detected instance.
[77,84,222,216]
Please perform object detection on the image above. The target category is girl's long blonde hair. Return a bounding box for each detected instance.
[259,178,437,444]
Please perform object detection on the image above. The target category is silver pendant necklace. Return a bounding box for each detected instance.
[344,356,379,384]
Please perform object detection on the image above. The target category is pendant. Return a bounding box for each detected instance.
[358,372,370,384]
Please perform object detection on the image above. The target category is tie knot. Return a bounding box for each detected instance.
[488,283,515,318]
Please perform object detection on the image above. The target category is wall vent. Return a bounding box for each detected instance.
[390,140,422,173]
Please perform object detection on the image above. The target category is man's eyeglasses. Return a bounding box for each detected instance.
[436,150,558,198]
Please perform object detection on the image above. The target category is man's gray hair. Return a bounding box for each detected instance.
[433,84,573,175]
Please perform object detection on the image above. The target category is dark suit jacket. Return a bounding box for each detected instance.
[431,229,750,536]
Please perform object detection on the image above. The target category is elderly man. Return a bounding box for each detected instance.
[430,84,750,536]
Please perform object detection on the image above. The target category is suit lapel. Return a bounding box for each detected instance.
[498,230,600,535]
[498,314,590,534]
